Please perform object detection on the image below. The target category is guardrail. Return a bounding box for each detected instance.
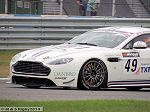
[0,16,150,49]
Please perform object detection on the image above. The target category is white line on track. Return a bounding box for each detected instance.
[0,78,10,80]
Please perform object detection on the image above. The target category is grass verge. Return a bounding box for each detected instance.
[0,100,150,112]
[0,50,24,78]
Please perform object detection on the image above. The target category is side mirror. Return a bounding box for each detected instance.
[133,41,147,49]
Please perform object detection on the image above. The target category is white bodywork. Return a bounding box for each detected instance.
[10,27,150,88]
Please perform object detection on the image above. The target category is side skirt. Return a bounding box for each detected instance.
[108,80,150,87]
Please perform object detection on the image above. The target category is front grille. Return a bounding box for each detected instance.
[13,61,50,76]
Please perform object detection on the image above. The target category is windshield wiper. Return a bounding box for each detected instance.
[76,43,97,46]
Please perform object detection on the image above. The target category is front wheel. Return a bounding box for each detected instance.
[78,59,108,90]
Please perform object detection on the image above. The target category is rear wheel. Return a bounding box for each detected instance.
[78,59,108,90]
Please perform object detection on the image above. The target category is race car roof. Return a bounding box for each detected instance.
[96,27,150,34]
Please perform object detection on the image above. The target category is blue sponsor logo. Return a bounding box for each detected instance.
[141,67,150,73]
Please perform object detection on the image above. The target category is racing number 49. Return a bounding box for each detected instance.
[125,59,137,72]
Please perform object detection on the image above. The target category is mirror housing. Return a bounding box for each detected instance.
[133,41,147,49]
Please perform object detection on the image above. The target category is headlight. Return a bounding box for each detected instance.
[48,58,73,65]
[11,54,21,62]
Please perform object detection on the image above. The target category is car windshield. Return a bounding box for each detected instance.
[67,31,128,48]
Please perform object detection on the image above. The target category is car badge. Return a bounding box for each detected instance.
[43,56,50,60]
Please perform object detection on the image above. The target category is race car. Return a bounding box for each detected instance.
[10,27,150,90]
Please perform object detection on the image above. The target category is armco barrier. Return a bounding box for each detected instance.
[0,15,150,49]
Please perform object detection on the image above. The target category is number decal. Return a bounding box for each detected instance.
[125,59,138,72]
[131,59,137,72]
[125,59,130,72]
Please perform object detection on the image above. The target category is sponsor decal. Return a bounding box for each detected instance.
[141,67,150,73]
[54,72,76,80]
[122,52,139,57]
[136,67,150,74]
[136,63,150,74]
[141,63,150,66]
[54,72,76,77]
[55,77,67,80]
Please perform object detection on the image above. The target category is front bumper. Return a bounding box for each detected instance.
[10,59,81,88]
[12,76,56,87]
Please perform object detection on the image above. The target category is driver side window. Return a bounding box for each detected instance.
[124,34,150,49]
[134,34,150,48]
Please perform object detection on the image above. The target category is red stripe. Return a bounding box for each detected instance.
[136,67,140,74]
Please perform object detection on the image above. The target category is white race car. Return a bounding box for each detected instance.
[10,27,150,90]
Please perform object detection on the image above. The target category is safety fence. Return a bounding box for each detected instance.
[0,15,150,49]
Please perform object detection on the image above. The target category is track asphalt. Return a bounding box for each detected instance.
[1,79,150,101]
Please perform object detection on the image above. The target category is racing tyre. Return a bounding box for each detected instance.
[78,59,108,90]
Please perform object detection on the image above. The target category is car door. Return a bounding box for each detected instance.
[120,34,150,81]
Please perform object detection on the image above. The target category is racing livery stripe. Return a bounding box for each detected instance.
[31,50,52,57]
[108,80,150,86]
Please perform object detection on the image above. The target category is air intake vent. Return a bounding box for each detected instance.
[13,61,50,76]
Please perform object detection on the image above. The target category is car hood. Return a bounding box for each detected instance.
[19,44,110,62]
